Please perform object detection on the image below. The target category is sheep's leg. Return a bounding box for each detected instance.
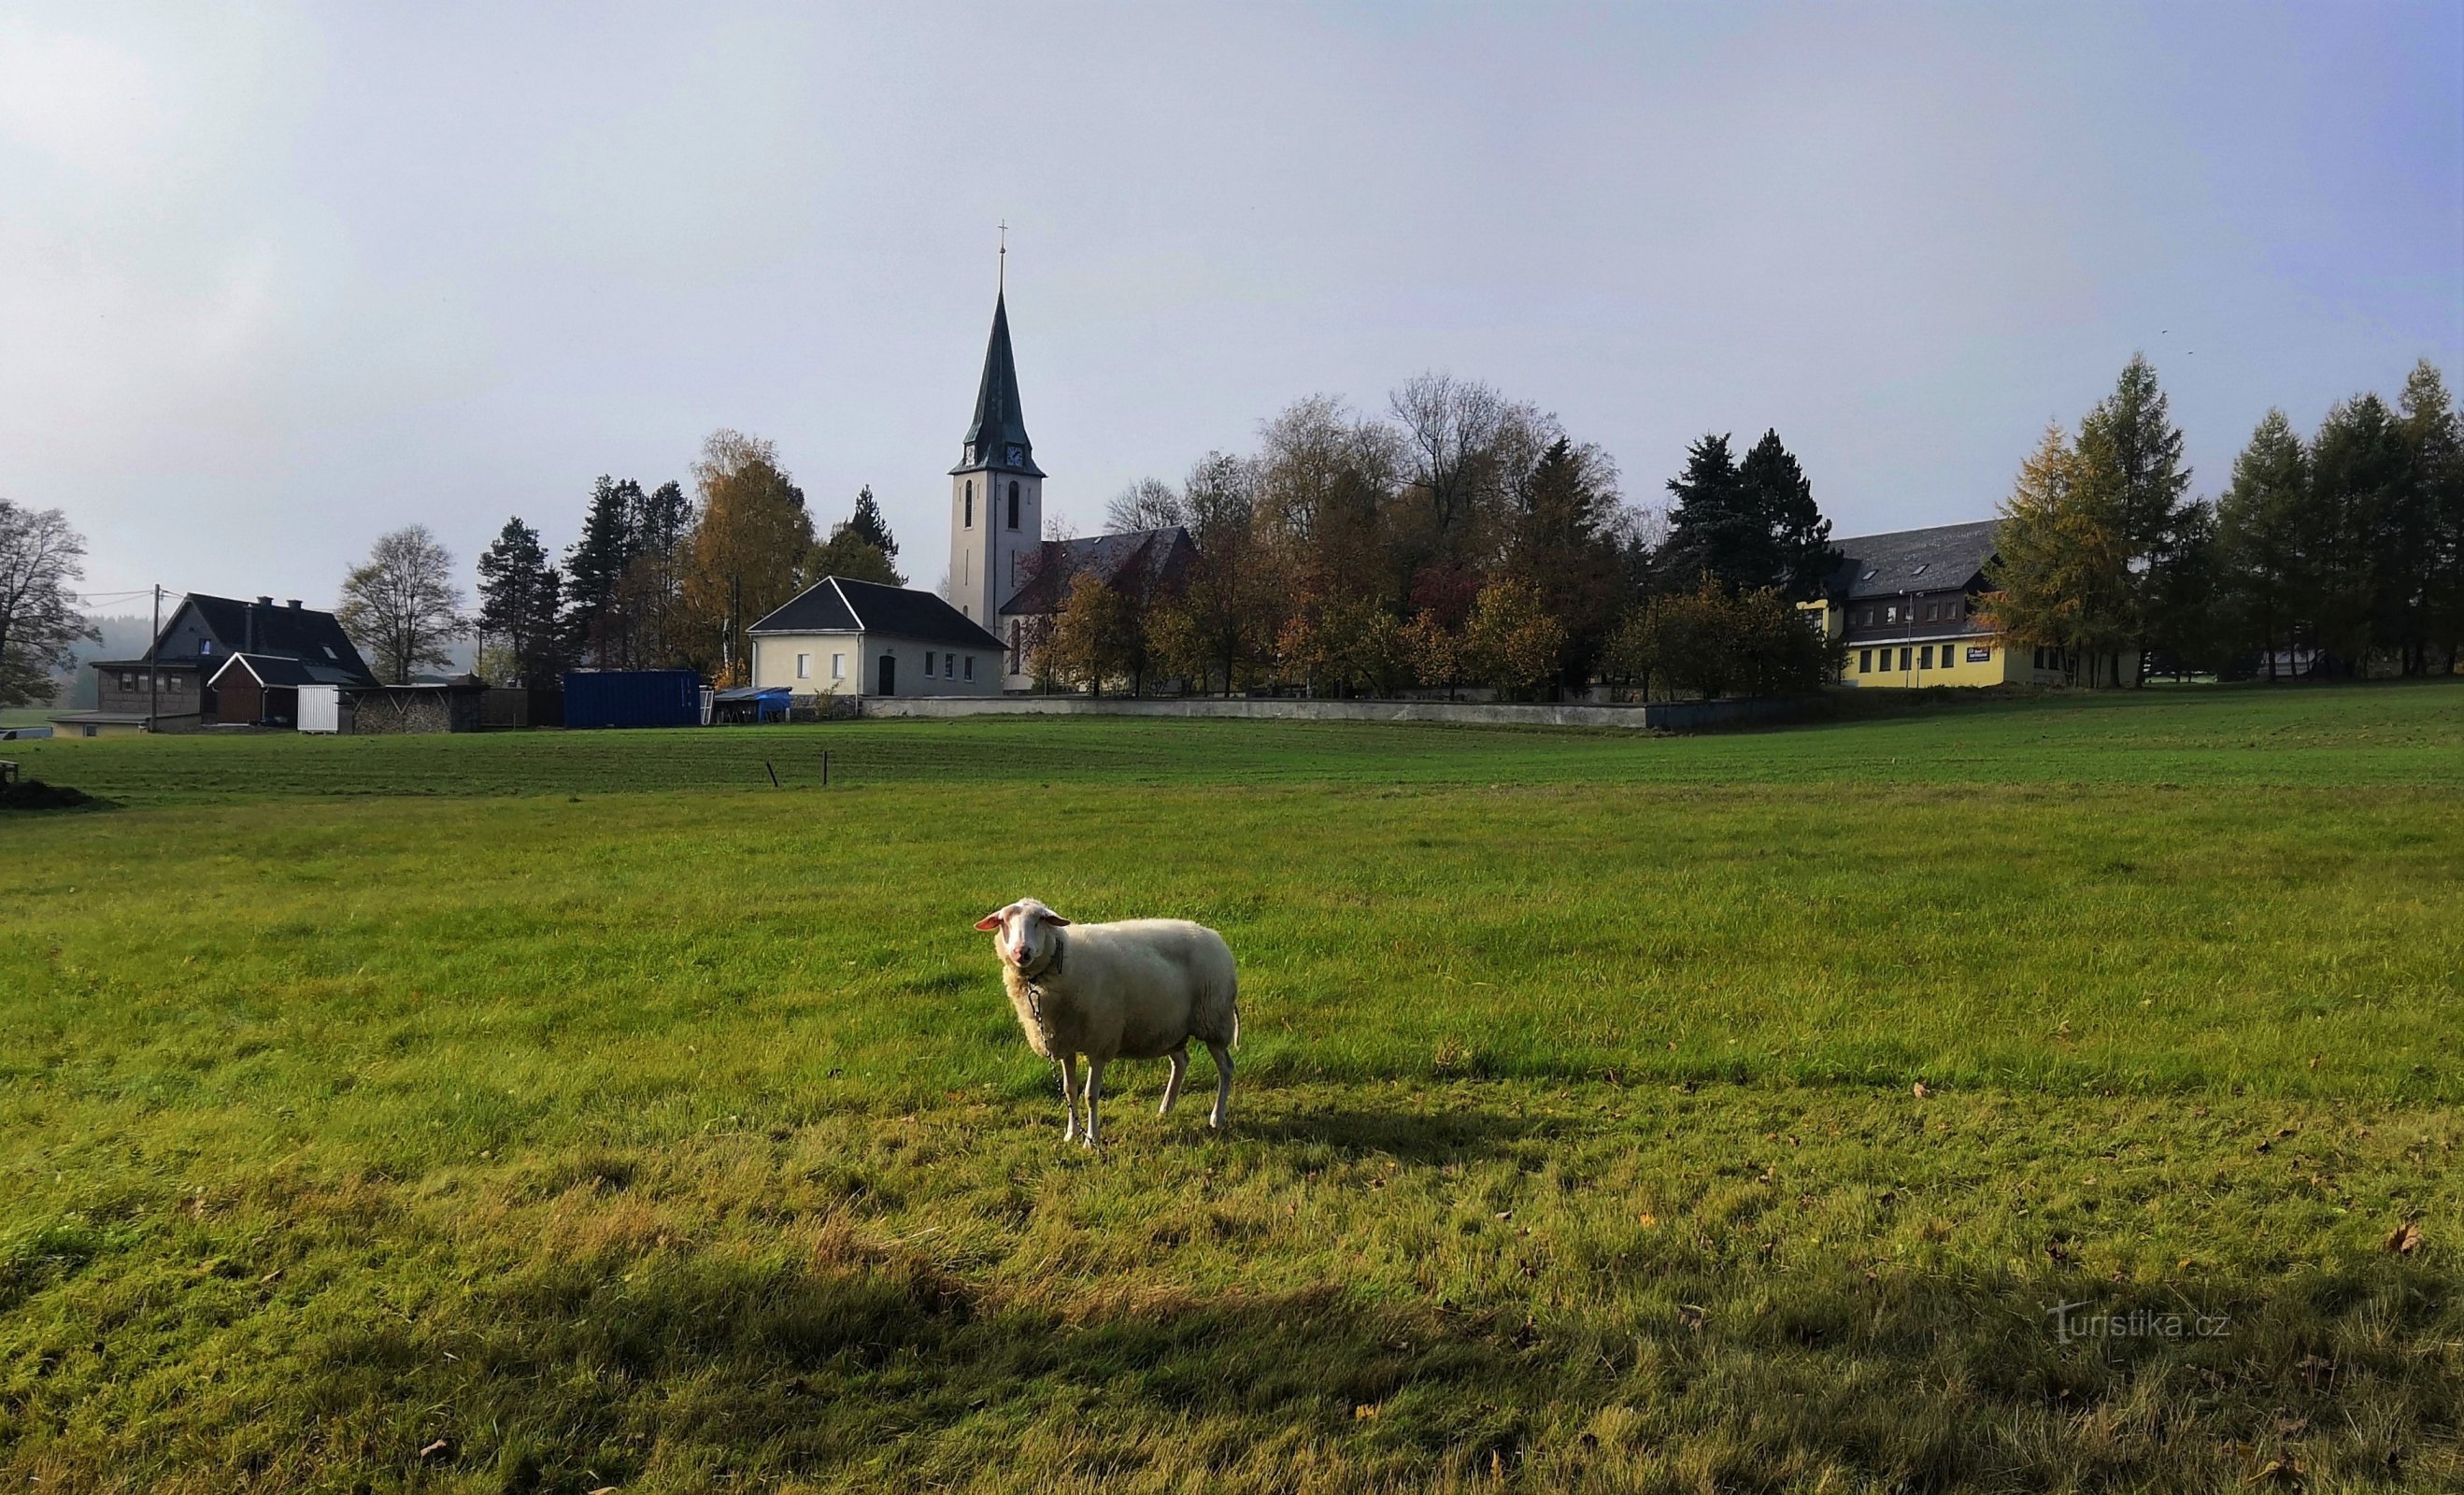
[1058,1054,1080,1143]
[1159,1046,1188,1116]
[1205,1041,1233,1130]
[1082,1060,1106,1148]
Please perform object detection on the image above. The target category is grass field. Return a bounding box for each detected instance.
[4,682,2458,1491]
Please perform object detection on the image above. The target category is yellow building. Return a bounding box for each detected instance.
[1800,520,2069,689]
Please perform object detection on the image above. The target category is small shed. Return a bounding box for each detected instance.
[563,669,704,729]
[712,684,792,724]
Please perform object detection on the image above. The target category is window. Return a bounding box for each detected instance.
[796,652,811,680]
[924,651,936,676]
[199,640,213,657]
[831,652,847,680]
[1858,648,1873,673]
[119,672,135,691]
[964,655,975,680]
[1920,646,1933,669]
[1886,605,1900,623]
[1007,481,1020,530]
[168,673,184,691]
[964,480,974,528]
[1899,648,1912,671]
[944,653,954,678]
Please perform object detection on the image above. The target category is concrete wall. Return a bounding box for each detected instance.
[858,693,1815,733]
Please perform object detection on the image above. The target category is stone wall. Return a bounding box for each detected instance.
[856,693,1814,733]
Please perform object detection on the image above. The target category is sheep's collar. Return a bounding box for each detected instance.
[1016,928,1066,986]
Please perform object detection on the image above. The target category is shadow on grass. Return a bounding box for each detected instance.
[1231,1103,1562,1163]
[55,1220,2444,1494]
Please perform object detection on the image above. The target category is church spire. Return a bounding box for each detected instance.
[955,283,1042,477]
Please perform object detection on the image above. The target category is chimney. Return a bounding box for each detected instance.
[287,599,302,610]
[257,596,273,607]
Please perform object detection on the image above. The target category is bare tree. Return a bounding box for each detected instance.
[338,525,465,684]
[0,499,98,706]
[1104,477,1188,534]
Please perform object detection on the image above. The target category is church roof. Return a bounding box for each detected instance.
[1825,520,2001,600]
[999,528,1196,617]
[952,292,1043,477]
[748,576,1004,652]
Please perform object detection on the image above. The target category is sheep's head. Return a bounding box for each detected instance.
[975,898,1072,972]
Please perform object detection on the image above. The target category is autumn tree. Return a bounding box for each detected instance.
[2072,354,2195,680]
[1460,578,1566,700]
[0,499,97,707]
[1977,425,2135,685]
[681,430,813,685]
[338,525,464,685]
[1042,572,1136,695]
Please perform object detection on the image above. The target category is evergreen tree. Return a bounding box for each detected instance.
[1737,429,1840,598]
[617,479,694,669]
[2215,410,2314,678]
[842,485,900,562]
[2308,394,2408,676]
[1656,434,1754,590]
[2072,354,2193,682]
[2395,362,2463,675]
[1503,436,1625,688]
[475,517,564,686]
[563,477,641,667]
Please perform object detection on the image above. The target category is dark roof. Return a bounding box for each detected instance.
[209,652,368,688]
[951,291,1043,477]
[150,593,377,683]
[1826,520,2001,600]
[999,528,1196,616]
[748,577,1004,651]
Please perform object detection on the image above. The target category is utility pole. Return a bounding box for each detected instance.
[148,584,161,733]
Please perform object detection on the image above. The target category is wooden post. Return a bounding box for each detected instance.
[765,761,779,789]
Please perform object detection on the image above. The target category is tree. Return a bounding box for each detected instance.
[2396,361,2463,675]
[619,479,695,669]
[2072,354,2194,681]
[1736,430,1840,598]
[1656,434,1754,590]
[1977,424,2134,685]
[1461,578,1566,700]
[2215,411,2314,679]
[0,500,98,707]
[1105,477,1188,534]
[1502,436,1627,690]
[842,485,900,563]
[1042,572,1136,695]
[681,430,813,685]
[1167,453,1272,694]
[338,525,464,684]
[563,477,640,667]
[2308,394,2408,676]
[810,489,907,587]
[475,517,564,686]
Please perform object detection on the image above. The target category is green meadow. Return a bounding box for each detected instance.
[3,682,2458,1492]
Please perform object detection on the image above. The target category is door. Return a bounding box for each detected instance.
[877,655,895,695]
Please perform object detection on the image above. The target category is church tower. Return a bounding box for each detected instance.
[947,283,1044,668]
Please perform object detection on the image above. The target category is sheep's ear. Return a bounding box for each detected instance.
[974,911,1004,932]
[1043,912,1073,927]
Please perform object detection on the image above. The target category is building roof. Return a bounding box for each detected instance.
[148,593,377,683]
[1826,520,2001,600]
[999,527,1196,616]
[209,652,369,689]
[951,291,1043,477]
[748,577,1004,651]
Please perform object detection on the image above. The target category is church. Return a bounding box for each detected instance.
[748,279,1192,698]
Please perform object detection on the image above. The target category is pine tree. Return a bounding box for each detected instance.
[2072,354,2193,682]
[2395,362,2463,675]
[2215,410,2314,678]
[843,485,900,562]
[475,517,564,686]
[1503,437,1625,688]
[1737,429,1839,598]
[563,477,640,667]
[2308,394,2408,676]
[1656,434,1754,590]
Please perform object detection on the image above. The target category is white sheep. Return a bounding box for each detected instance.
[974,898,1240,1147]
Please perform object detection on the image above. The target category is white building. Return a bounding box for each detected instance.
[747,576,1004,699]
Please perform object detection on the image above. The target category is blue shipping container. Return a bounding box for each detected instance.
[563,670,703,729]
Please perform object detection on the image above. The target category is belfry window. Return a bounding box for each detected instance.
[1006,481,1020,530]
[964,480,974,528]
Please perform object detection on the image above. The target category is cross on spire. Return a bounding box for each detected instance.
[997,220,1006,293]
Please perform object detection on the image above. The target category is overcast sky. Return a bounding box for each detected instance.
[4,2,2459,613]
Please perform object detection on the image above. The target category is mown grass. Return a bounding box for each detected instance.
[4,681,2459,1491]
